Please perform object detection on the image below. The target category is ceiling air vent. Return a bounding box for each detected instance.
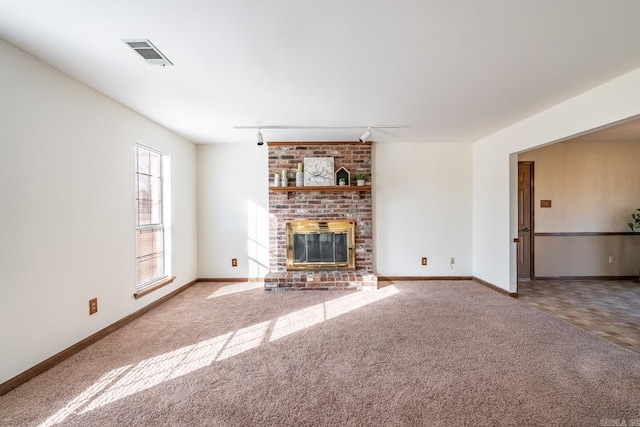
[122,39,173,66]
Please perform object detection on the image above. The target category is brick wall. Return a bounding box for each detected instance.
[267,142,373,274]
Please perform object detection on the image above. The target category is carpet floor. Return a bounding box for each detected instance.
[1,280,639,426]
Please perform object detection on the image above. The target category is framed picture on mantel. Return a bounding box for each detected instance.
[303,157,334,186]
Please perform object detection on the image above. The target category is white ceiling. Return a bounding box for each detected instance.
[1,0,640,144]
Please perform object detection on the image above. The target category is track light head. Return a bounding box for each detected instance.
[359,127,371,143]
[257,129,264,146]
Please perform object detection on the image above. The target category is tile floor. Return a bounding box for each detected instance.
[517,279,640,353]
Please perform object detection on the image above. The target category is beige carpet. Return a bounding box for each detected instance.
[2,280,639,426]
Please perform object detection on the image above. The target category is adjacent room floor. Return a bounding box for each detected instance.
[517,279,640,353]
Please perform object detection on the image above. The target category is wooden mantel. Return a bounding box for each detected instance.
[269,185,371,193]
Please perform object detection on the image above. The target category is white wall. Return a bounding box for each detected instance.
[520,140,640,232]
[0,39,197,384]
[195,142,473,279]
[473,66,640,291]
[197,144,269,279]
[374,143,473,276]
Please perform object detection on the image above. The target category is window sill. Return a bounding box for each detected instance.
[134,276,176,299]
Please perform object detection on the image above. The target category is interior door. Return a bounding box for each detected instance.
[518,162,533,280]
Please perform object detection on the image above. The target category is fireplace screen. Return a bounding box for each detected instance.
[286,220,355,270]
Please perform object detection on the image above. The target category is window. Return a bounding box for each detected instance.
[135,145,171,290]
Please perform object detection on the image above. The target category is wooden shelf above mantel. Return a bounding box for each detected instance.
[270,185,371,194]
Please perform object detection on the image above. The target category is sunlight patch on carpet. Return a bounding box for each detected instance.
[270,285,400,342]
[79,333,232,415]
[217,321,271,361]
[207,281,264,298]
[38,365,132,427]
[38,285,399,425]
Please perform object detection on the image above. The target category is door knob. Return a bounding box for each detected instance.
[522,227,530,232]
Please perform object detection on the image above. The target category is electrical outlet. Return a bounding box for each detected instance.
[231,258,238,267]
[609,256,614,264]
[421,257,427,266]
[89,298,98,315]
[450,257,455,265]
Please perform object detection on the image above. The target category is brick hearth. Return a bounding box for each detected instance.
[264,271,378,291]
[264,141,377,290]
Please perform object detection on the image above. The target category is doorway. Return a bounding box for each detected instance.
[517,162,534,280]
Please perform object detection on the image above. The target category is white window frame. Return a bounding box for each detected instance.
[134,144,172,293]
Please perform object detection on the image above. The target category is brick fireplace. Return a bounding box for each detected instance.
[263,142,377,290]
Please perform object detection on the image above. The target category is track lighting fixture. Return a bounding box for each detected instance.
[234,124,407,143]
[358,127,372,143]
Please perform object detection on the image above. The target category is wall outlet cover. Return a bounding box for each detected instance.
[89,298,98,315]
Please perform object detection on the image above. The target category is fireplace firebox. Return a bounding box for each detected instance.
[286,220,356,271]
